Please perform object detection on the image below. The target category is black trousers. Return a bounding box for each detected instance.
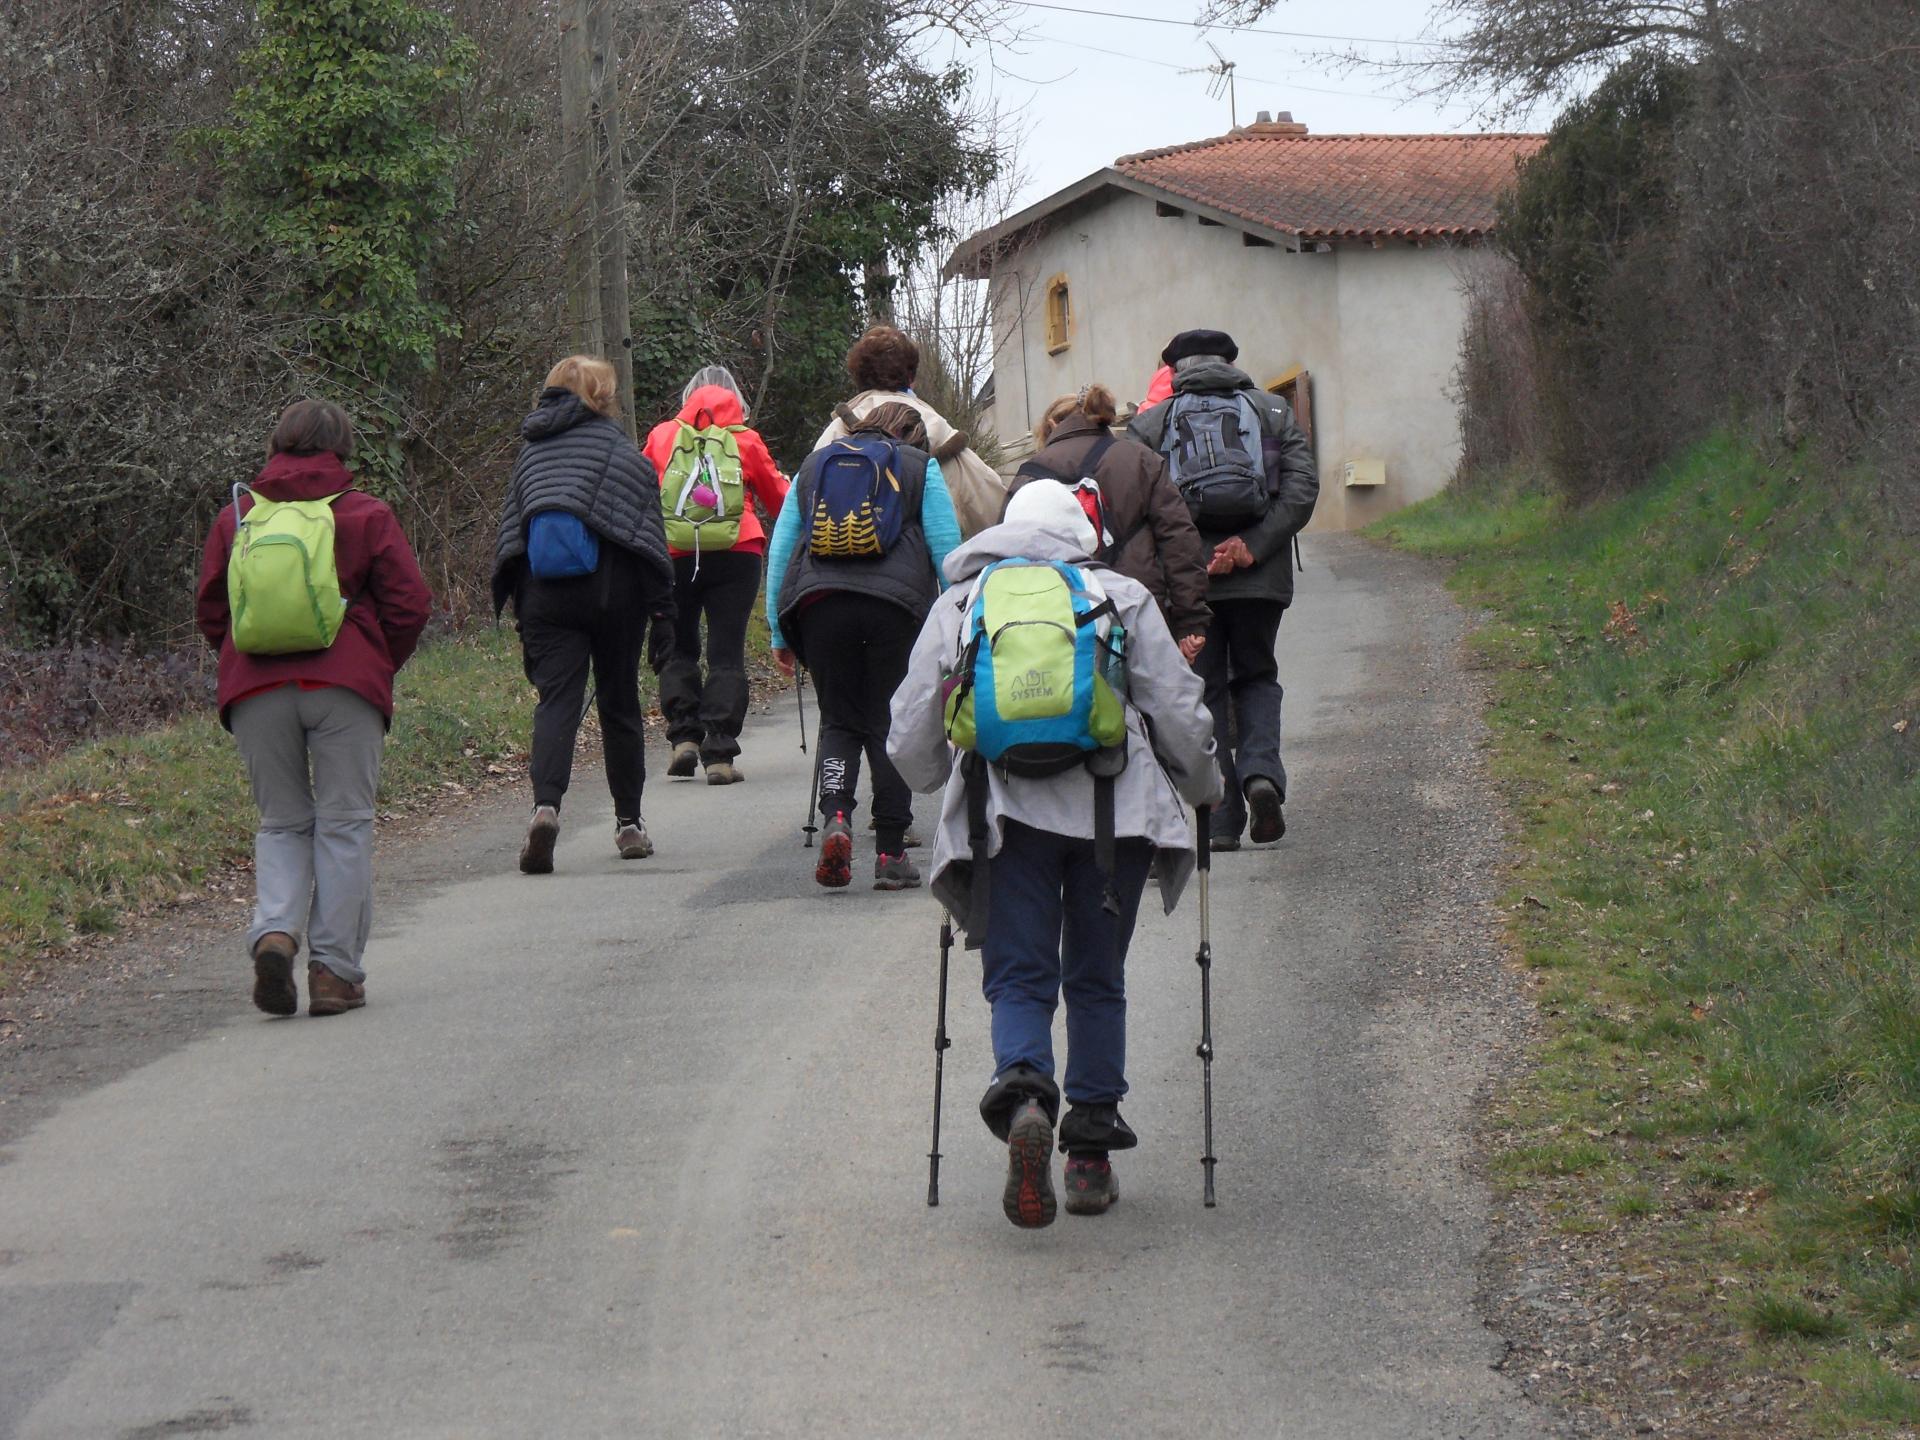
[516,550,653,822]
[1193,598,1287,839]
[794,592,918,854]
[658,550,762,763]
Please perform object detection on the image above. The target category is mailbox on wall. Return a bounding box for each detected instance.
[1343,458,1386,488]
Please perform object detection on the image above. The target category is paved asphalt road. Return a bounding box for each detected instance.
[0,535,1547,1439]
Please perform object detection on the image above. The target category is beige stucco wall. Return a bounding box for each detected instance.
[983,189,1469,530]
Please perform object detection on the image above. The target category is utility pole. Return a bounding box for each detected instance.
[560,0,636,440]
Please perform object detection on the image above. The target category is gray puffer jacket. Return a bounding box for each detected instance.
[491,388,675,615]
[1128,358,1319,608]
[887,518,1225,944]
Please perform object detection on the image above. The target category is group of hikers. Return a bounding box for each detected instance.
[195,322,1318,1227]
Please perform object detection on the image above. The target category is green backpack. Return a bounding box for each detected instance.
[226,484,350,656]
[660,418,745,553]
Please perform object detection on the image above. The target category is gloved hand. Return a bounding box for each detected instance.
[646,615,674,672]
[1207,536,1255,576]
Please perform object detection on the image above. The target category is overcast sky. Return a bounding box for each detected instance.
[929,0,1560,212]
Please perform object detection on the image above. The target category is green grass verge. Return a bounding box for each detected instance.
[1372,435,1920,1433]
[0,629,536,987]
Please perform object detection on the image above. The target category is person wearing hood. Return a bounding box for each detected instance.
[769,401,960,891]
[887,480,1223,1228]
[492,355,677,873]
[196,399,433,1018]
[1128,328,1318,851]
[1003,382,1211,660]
[813,324,1008,537]
[642,366,789,785]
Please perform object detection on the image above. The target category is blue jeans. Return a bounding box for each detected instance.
[980,821,1154,1108]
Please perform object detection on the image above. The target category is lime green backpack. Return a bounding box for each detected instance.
[660,418,745,554]
[226,484,350,655]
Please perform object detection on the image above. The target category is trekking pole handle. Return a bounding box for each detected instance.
[1196,805,1211,872]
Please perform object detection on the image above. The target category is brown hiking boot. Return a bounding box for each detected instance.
[251,932,298,1017]
[308,962,366,1017]
[519,805,559,874]
[705,760,743,786]
[667,742,700,778]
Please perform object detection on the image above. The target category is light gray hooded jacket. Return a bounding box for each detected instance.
[886,514,1225,943]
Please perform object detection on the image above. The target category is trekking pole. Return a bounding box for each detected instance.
[800,669,821,848]
[1195,805,1218,1208]
[795,667,809,753]
[928,910,955,1207]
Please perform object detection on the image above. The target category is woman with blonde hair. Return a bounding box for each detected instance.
[1006,383,1211,662]
[492,355,676,872]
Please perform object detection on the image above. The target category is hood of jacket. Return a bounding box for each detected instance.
[942,517,1097,587]
[250,450,356,503]
[520,386,599,442]
[677,384,746,428]
[1171,358,1256,397]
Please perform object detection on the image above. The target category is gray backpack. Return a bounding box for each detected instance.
[1161,391,1271,527]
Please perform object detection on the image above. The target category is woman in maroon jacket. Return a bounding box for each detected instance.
[196,400,432,1018]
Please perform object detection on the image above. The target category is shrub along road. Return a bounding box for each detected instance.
[0,536,1549,1439]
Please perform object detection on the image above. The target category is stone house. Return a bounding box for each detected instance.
[946,115,1544,529]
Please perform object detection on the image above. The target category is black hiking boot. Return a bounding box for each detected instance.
[815,812,853,889]
[1209,832,1241,853]
[1003,1099,1058,1229]
[1063,1153,1118,1216]
[1246,777,1286,844]
[667,742,699,778]
[873,852,921,891]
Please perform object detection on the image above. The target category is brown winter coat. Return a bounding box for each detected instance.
[1004,414,1211,641]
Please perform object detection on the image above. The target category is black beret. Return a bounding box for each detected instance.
[1161,329,1239,365]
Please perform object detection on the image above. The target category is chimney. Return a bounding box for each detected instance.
[1246,110,1308,136]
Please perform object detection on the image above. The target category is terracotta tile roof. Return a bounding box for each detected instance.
[1114,130,1545,242]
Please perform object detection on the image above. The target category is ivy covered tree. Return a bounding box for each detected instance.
[208,0,475,482]
[623,0,1002,459]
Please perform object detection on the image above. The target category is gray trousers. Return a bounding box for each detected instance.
[231,685,385,984]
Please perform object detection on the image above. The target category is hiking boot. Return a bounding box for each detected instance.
[1063,1154,1119,1216]
[1246,777,1286,844]
[615,819,653,859]
[815,812,853,888]
[873,852,921,891]
[1003,1099,1058,1229]
[308,962,365,1017]
[705,760,743,786]
[667,742,700,778]
[1209,832,1241,853]
[251,932,298,1017]
[519,805,559,874]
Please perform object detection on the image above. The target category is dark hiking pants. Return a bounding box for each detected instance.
[1195,597,1287,840]
[516,549,653,822]
[794,592,918,855]
[659,550,762,764]
[976,821,1154,1146]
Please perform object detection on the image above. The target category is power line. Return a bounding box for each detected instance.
[1061,35,1472,107]
[1004,0,1455,50]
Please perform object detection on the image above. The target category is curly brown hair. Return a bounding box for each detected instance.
[845,325,919,392]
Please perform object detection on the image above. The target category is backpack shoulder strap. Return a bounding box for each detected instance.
[834,401,863,431]
[932,429,968,462]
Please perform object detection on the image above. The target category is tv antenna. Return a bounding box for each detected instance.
[1180,41,1238,129]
